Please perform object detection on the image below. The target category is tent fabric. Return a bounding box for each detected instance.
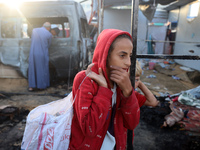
[96,0,176,21]
[103,8,148,54]
[147,35,155,54]
[103,0,177,8]
[139,4,156,21]
[164,0,196,10]
[103,7,168,54]
[147,10,168,54]
[172,2,200,72]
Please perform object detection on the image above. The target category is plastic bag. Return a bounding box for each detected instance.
[21,92,74,150]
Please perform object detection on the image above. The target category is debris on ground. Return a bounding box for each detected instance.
[1,59,200,150]
[0,107,29,150]
[178,86,200,108]
[0,105,19,120]
[163,102,184,127]
[134,60,200,149]
[146,74,156,78]
[161,86,200,134]
[172,75,180,80]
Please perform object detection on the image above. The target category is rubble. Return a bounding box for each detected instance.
[0,60,200,150]
[0,105,19,120]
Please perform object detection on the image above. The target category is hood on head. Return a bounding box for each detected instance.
[92,29,132,87]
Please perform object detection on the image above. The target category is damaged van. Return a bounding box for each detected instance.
[0,0,92,79]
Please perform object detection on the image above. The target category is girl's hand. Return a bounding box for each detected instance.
[137,80,142,89]
[85,64,108,88]
[110,66,132,97]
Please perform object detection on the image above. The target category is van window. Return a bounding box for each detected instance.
[22,23,30,38]
[187,2,200,22]
[64,22,70,38]
[1,18,17,38]
[51,24,62,38]
[22,17,70,38]
[52,22,70,38]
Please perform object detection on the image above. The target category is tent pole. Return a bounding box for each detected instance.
[98,0,102,35]
[127,0,139,150]
[100,0,104,32]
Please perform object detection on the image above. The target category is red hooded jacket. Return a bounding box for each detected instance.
[68,29,140,150]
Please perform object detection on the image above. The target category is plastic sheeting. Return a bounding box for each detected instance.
[103,8,148,54]
[147,10,168,54]
[103,0,177,7]
[102,0,176,21]
[178,86,200,109]
[171,3,200,71]
[103,7,168,54]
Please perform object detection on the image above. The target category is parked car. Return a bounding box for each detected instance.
[0,0,92,79]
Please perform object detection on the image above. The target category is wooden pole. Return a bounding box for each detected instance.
[100,0,104,32]
[98,0,101,35]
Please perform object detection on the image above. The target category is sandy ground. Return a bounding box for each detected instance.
[0,78,70,110]
[0,61,199,109]
[0,60,200,150]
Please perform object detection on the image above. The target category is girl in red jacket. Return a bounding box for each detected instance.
[69,29,140,150]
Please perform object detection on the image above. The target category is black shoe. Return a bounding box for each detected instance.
[27,87,34,92]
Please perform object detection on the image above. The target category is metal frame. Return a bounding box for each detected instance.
[127,0,200,149]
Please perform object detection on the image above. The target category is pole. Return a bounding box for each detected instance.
[130,0,139,84]
[98,0,102,35]
[127,0,139,150]
[100,0,104,32]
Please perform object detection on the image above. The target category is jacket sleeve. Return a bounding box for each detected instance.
[119,88,140,130]
[74,76,113,137]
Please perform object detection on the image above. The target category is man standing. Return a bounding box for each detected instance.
[28,22,52,91]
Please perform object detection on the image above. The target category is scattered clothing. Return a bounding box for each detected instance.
[163,102,184,127]
[163,101,200,132]
[178,86,200,108]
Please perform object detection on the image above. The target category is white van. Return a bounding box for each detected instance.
[0,0,92,79]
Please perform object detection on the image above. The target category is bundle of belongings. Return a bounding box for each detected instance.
[163,86,200,132]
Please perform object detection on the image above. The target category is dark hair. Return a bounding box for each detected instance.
[108,34,132,57]
[51,27,60,36]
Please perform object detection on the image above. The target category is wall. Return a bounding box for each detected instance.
[103,8,148,54]
[147,10,168,54]
[172,2,200,71]
[103,7,168,54]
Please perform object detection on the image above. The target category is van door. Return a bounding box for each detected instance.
[80,18,92,69]
[21,17,79,79]
[49,21,75,78]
